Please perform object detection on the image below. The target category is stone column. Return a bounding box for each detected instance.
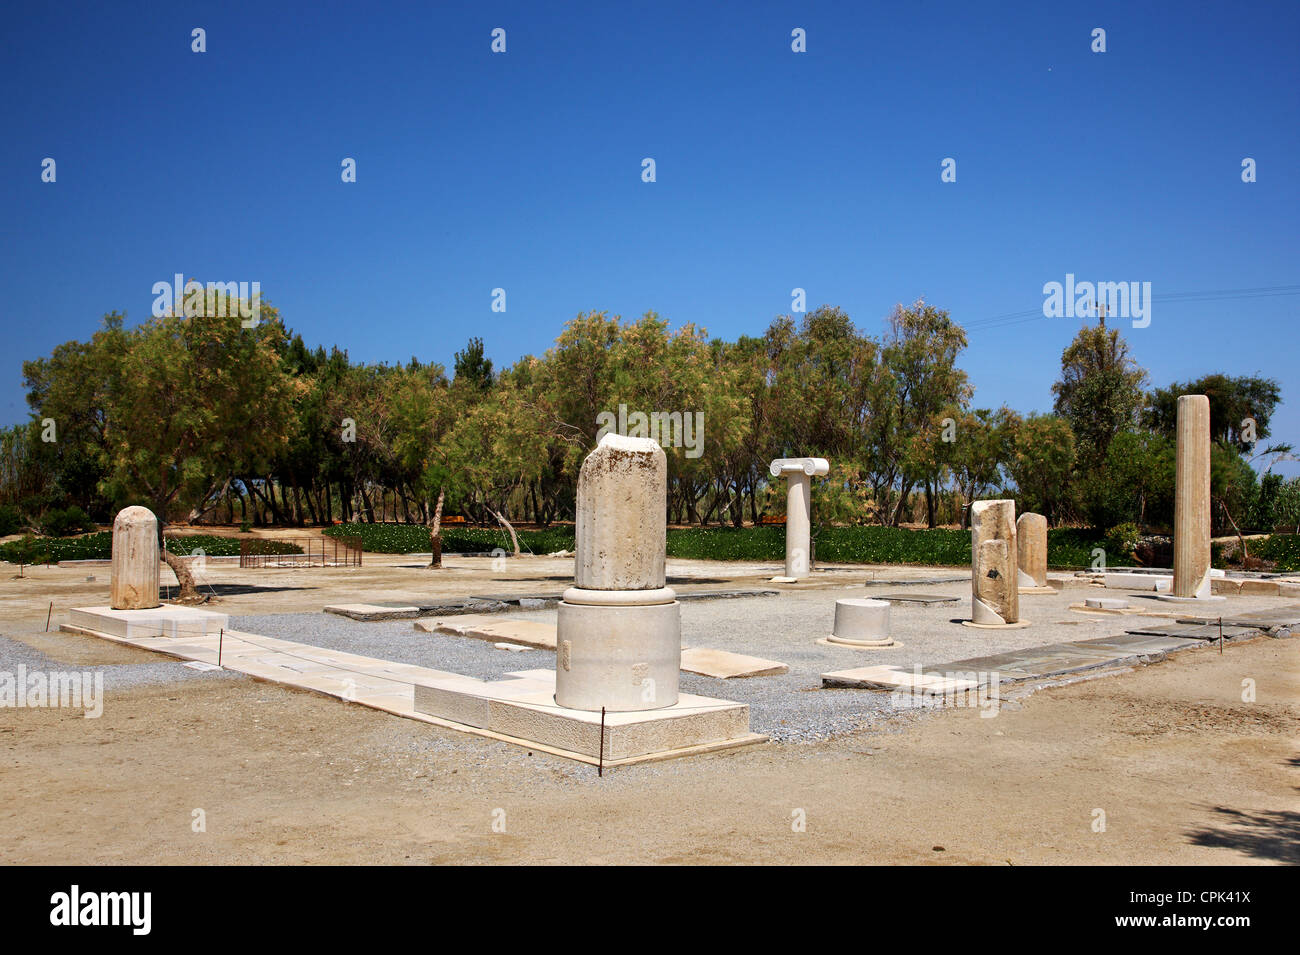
[1016,512,1050,592]
[1169,394,1217,600]
[110,506,161,610]
[554,433,680,712]
[769,457,830,579]
[969,499,1021,626]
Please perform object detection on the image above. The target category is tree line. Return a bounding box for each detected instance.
[3,290,1296,557]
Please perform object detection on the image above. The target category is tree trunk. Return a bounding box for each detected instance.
[428,486,445,568]
[492,507,521,556]
[160,541,203,603]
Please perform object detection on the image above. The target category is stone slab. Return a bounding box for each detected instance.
[64,611,762,766]
[679,648,788,678]
[413,669,756,761]
[324,603,423,620]
[821,665,982,694]
[415,615,558,649]
[1105,572,1171,592]
[869,593,960,606]
[66,605,229,640]
[1122,622,1261,641]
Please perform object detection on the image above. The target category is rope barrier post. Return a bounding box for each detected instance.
[598,706,606,777]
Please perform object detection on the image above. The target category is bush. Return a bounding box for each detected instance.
[38,506,96,537]
[1103,522,1141,563]
[324,522,576,555]
[0,504,24,536]
[1254,534,1300,572]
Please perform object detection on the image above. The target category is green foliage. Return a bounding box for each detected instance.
[1147,374,1281,450]
[1253,534,1300,571]
[38,505,96,537]
[1103,522,1141,562]
[323,521,1106,570]
[324,522,576,554]
[0,504,24,536]
[0,532,300,564]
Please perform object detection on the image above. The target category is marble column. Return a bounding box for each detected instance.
[1172,394,1214,599]
[554,433,680,712]
[769,457,830,579]
[110,506,161,610]
[1016,512,1050,592]
[970,499,1020,626]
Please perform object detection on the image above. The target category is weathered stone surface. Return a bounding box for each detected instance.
[110,506,160,610]
[970,500,1019,625]
[1173,395,1212,598]
[573,433,667,591]
[1016,512,1048,590]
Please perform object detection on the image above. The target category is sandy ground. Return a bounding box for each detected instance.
[1,556,1297,865]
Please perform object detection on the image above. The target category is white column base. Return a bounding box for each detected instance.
[554,595,681,712]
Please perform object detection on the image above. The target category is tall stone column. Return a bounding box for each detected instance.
[1166,394,1221,601]
[554,433,680,712]
[967,499,1024,627]
[769,457,830,579]
[1016,512,1051,593]
[110,506,161,610]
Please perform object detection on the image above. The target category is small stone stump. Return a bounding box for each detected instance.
[110,506,161,610]
[825,598,900,648]
[554,434,680,712]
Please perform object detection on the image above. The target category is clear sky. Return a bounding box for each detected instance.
[2,1,1297,470]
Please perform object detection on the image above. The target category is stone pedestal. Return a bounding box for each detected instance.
[554,434,680,712]
[769,457,830,579]
[825,598,899,648]
[967,499,1027,627]
[1160,394,1224,602]
[110,506,160,610]
[1016,512,1052,593]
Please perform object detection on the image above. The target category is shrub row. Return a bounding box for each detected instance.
[0,533,301,565]
[323,522,1110,569]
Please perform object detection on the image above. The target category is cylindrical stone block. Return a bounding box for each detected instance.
[573,433,666,591]
[110,506,160,610]
[1173,394,1212,599]
[554,599,681,711]
[971,499,1018,625]
[1016,512,1048,589]
[828,598,892,647]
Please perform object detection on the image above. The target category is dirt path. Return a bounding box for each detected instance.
[1,629,1294,865]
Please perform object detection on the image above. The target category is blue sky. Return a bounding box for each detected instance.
[2,1,1297,470]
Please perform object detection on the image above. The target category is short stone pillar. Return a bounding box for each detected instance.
[769,457,830,579]
[554,433,680,712]
[967,499,1024,627]
[1016,512,1051,593]
[1164,394,1221,601]
[110,506,161,610]
[827,598,898,648]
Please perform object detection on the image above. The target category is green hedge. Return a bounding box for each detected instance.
[323,522,577,555]
[323,522,1107,569]
[1254,534,1300,572]
[0,532,301,565]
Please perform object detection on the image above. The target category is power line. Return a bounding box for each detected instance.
[958,284,1300,333]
